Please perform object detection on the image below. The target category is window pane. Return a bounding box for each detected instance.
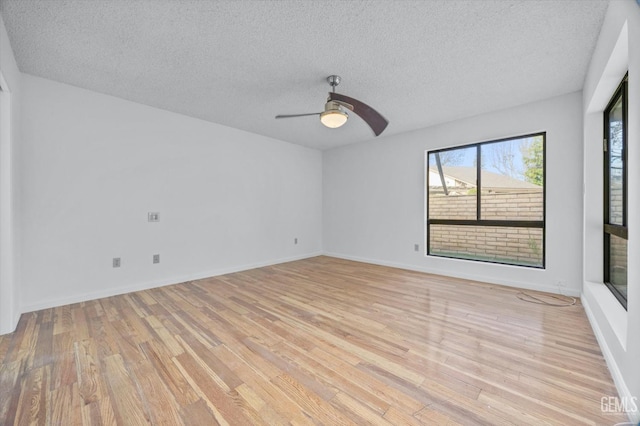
[480,136,544,221]
[603,75,627,308]
[428,147,477,220]
[607,234,627,300]
[430,225,543,267]
[608,95,624,225]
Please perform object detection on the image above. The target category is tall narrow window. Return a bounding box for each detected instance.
[426,133,545,268]
[604,74,628,308]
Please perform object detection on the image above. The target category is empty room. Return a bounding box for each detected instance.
[0,0,638,424]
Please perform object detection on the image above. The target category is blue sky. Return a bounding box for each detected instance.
[429,135,540,181]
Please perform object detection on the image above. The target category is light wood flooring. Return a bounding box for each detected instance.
[0,256,627,425]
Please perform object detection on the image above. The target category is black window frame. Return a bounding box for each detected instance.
[603,73,628,309]
[426,132,546,268]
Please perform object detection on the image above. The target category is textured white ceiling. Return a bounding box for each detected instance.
[0,0,609,150]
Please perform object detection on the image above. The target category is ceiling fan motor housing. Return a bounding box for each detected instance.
[324,101,345,113]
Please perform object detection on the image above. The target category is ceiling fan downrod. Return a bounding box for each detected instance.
[327,75,341,92]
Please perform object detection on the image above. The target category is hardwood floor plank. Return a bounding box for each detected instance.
[210,344,314,424]
[102,354,150,425]
[0,360,22,422]
[138,340,200,407]
[171,308,223,348]
[80,395,117,426]
[385,406,431,426]
[202,319,282,380]
[173,350,257,425]
[53,305,74,336]
[15,313,39,365]
[178,398,221,426]
[14,365,49,425]
[330,391,393,425]
[143,315,184,357]
[74,339,108,406]
[85,314,119,360]
[422,397,513,425]
[476,389,584,425]
[180,333,243,391]
[271,373,357,425]
[280,311,426,386]
[309,346,425,415]
[50,349,76,391]
[0,256,628,424]
[442,353,603,424]
[50,383,83,426]
[129,359,184,426]
[357,362,440,408]
[412,405,463,426]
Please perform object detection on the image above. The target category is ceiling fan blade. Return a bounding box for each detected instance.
[329,92,388,136]
[275,113,321,119]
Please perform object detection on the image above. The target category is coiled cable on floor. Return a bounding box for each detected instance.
[516,291,576,307]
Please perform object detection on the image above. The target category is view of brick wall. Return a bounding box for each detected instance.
[429,190,544,265]
[429,191,543,221]
[609,183,623,224]
[608,182,627,295]
[608,234,627,295]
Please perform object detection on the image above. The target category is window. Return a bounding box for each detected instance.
[603,74,628,308]
[426,133,545,267]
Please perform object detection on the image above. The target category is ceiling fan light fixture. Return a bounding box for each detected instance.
[320,109,348,128]
[320,101,348,128]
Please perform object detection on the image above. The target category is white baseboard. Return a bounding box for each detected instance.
[323,252,581,297]
[19,252,323,314]
[582,294,638,423]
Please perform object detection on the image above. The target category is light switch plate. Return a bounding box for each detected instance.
[148,212,160,222]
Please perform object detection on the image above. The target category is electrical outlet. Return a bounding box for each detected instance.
[414,244,420,252]
[113,257,121,268]
[148,212,160,222]
[153,254,160,264]
[556,280,566,288]
[294,238,298,245]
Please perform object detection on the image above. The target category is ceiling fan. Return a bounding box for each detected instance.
[275,75,389,136]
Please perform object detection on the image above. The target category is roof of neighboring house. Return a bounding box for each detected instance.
[429,166,541,189]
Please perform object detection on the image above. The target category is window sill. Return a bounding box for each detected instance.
[583,280,627,350]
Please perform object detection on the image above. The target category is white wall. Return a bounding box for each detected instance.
[20,74,322,313]
[582,0,640,420]
[0,12,21,335]
[324,91,583,296]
